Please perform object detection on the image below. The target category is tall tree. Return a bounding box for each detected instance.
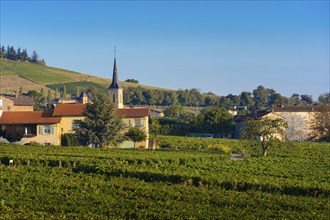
[241,117,287,156]
[240,91,254,107]
[2,125,25,143]
[253,85,268,110]
[31,51,39,63]
[75,92,126,148]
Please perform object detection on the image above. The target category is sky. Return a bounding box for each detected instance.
[1,0,329,100]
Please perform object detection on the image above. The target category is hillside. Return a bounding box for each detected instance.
[0,59,169,94]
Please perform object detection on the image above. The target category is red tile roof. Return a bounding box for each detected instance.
[117,108,150,118]
[0,111,61,124]
[53,104,86,116]
[53,104,150,118]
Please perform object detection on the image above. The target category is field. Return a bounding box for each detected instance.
[0,137,329,219]
[0,58,167,94]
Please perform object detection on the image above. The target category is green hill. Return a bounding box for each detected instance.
[0,58,168,94]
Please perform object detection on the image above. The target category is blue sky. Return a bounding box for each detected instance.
[1,1,329,100]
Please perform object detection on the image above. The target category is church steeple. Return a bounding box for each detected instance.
[109,57,122,89]
[108,47,124,109]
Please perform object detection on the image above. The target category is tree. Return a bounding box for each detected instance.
[195,107,234,136]
[241,117,287,156]
[61,86,67,98]
[318,93,330,105]
[125,127,147,148]
[31,51,39,63]
[125,79,139,84]
[47,90,53,103]
[311,105,330,141]
[75,92,126,148]
[253,85,268,110]
[163,105,184,117]
[300,94,313,105]
[240,91,254,107]
[2,125,25,143]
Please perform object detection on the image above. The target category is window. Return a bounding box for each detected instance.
[39,125,54,135]
[135,119,145,127]
[112,94,116,103]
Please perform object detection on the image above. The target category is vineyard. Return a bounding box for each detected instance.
[0,137,329,219]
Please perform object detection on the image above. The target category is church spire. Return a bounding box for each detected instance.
[109,47,122,89]
[108,47,124,109]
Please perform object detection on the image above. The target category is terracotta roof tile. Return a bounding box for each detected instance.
[53,104,86,116]
[116,108,150,118]
[0,111,61,124]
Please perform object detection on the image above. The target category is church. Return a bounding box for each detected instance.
[0,56,150,148]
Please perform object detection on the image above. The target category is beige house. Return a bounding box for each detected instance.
[235,106,330,141]
[0,94,35,112]
[0,111,61,145]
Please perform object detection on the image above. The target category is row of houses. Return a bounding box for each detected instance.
[0,57,151,148]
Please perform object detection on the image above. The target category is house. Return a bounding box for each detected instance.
[55,92,89,104]
[0,94,35,112]
[52,104,150,148]
[234,106,330,141]
[0,54,150,148]
[0,110,61,145]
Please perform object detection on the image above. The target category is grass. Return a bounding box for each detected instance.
[0,58,171,93]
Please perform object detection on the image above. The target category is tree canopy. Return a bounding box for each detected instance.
[241,117,287,156]
[75,92,126,148]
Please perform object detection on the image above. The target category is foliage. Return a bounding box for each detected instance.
[163,105,184,117]
[75,92,126,148]
[61,133,80,146]
[125,79,139,83]
[311,105,330,141]
[240,117,287,156]
[0,141,329,219]
[1,125,25,143]
[194,107,234,135]
[125,127,147,148]
[0,45,45,64]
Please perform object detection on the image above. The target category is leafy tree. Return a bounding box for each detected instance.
[269,93,283,107]
[125,127,147,148]
[75,92,126,148]
[2,125,25,143]
[125,79,139,84]
[241,117,287,156]
[55,88,59,99]
[300,94,313,105]
[318,93,330,105]
[311,105,330,141]
[289,93,302,106]
[240,91,254,107]
[163,105,184,117]
[195,107,234,135]
[76,86,80,97]
[253,85,268,110]
[149,118,161,136]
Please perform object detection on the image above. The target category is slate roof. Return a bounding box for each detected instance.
[53,104,150,118]
[109,57,122,89]
[0,111,61,124]
[1,94,35,106]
